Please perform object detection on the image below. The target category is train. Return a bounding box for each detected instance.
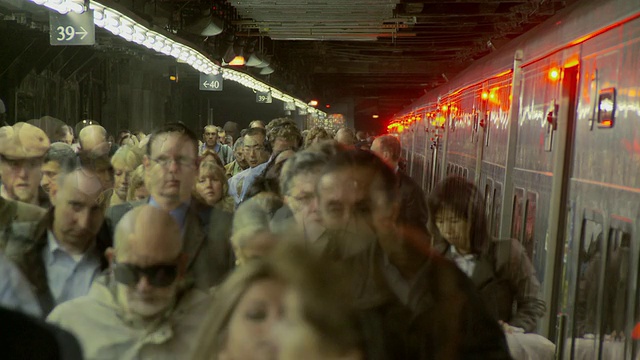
[388,0,640,358]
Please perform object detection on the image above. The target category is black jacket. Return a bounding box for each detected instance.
[343,241,511,360]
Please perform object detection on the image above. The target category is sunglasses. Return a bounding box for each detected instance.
[113,262,179,288]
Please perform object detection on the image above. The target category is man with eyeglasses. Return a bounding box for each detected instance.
[48,205,211,358]
[272,150,330,252]
[228,127,271,206]
[107,123,234,289]
[0,165,112,316]
[0,122,51,207]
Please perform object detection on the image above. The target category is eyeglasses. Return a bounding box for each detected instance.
[113,262,179,287]
[151,156,195,169]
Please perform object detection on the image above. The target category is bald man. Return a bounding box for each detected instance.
[78,125,110,158]
[47,205,211,359]
[1,166,112,316]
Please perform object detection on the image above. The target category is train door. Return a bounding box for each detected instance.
[539,62,581,339]
[559,29,637,359]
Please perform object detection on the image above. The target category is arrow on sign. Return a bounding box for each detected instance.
[77,27,88,40]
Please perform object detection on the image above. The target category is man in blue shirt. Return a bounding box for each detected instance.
[1,165,112,316]
[228,127,271,206]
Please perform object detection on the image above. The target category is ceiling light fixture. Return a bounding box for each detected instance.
[27,0,326,118]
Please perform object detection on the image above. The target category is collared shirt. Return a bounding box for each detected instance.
[149,197,190,230]
[47,275,212,360]
[228,161,269,206]
[449,245,478,277]
[43,230,101,305]
[0,252,42,317]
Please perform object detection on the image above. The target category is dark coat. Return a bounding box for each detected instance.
[106,199,235,289]
[345,242,511,360]
[0,209,112,316]
[398,171,429,233]
[442,238,546,333]
[0,306,83,360]
[0,197,46,231]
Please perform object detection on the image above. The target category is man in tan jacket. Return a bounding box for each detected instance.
[47,205,212,359]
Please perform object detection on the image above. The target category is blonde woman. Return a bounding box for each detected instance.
[126,164,148,201]
[193,161,234,213]
[109,145,142,206]
[191,243,366,360]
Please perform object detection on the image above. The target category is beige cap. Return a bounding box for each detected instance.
[0,122,50,159]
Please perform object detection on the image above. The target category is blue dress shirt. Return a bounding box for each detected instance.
[43,231,101,306]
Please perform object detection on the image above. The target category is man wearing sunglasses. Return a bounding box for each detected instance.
[48,205,211,358]
[107,122,234,289]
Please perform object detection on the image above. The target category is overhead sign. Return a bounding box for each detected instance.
[284,102,296,111]
[256,91,272,104]
[50,10,95,46]
[199,73,223,91]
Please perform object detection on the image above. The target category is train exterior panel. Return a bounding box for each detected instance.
[392,0,640,358]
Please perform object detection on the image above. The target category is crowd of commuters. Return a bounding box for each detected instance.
[0,115,553,359]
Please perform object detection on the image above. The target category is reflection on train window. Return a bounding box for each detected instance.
[602,217,631,339]
[597,87,616,128]
[492,183,502,237]
[511,188,525,240]
[523,192,537,260]
[484,179,493,232]
[573,214,604,338]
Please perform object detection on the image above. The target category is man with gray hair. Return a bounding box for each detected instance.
[224,137,248,178]
[48,205,211,358]
[78,125,110,158]
[272,149,330,252]
[334,127,357,146]
[0,122,50,207]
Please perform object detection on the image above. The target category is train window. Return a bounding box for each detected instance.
[597,88,616,128]
[511,188,525,241]
[523,192,538,260]
[463,168,468,179]
[492,183,502,238]
[602,216,631,339]
[572,210,604,341]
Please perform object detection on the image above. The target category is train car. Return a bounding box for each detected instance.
[390,0,640,358]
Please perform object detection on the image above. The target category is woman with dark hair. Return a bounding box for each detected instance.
[427,176,545,333]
